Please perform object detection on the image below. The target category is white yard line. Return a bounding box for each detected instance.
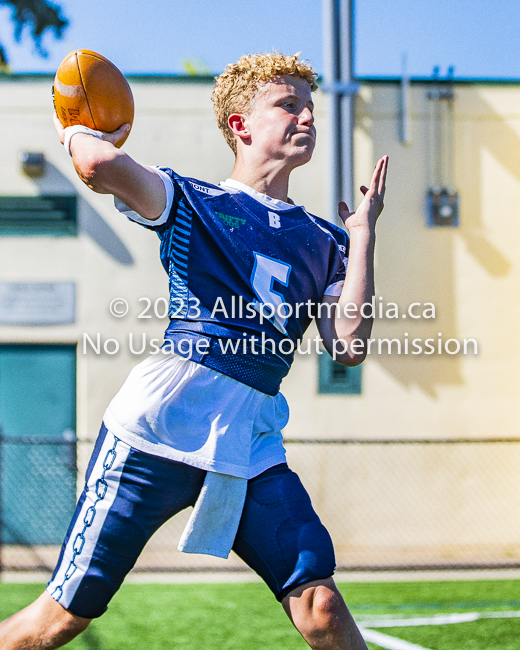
[360,628,432,650]
[358,609,520,628]
[358,609,520,650]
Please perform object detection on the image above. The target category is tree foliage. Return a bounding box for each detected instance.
[182,57,211,77]
[0,0,68,62]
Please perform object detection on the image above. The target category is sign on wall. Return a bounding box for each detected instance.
[0,282,76,325]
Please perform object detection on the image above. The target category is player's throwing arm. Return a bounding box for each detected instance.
[53,49,167,221]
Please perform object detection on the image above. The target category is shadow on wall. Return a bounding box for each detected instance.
[356,87,512,397]
[31,161,134,266]
[455,92,513,278]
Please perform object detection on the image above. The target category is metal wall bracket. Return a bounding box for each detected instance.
[426,188,459,227]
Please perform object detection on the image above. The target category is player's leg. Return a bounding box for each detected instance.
[0,424,206,649]
[0,591,90,650]
[232,464,367,650]
[282,577,367,650]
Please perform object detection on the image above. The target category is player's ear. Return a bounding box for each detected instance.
[228,113,250,142]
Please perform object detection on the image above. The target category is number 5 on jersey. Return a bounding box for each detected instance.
[251,252,292,335]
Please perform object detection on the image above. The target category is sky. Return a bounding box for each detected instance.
[0,0,519,79]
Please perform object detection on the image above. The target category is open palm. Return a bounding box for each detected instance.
[338,155,388,232]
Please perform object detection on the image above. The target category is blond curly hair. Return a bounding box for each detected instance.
[212,52,318,155]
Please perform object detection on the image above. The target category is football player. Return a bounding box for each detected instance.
[0,53,387,650]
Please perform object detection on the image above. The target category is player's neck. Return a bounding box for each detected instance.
[229,158,291,203]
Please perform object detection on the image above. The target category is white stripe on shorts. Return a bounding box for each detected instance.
[47,431,131,610]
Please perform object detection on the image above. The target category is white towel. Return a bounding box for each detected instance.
[177,471,248,558]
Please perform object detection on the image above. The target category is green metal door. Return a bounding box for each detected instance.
[0,345,77,545]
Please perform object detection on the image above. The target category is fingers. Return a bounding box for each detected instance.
[369,156,384,192]
[364,155,389,199]
[111,123,131,138]
[101,122,131,147]
[337,200,353,224]
[378,155,388,197]
[53,112,66,143]
[360,185,368,196]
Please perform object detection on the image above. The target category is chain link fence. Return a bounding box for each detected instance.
[2,436,520,576]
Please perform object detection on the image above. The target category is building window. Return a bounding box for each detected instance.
[318,353,362,394]
[0,195,77,235]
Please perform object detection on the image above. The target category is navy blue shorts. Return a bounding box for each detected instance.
[47,425,335,618]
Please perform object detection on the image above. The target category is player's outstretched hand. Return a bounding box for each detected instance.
[338,155,388,233]
[52,112,130,148]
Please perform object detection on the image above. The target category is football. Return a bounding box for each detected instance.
[53,49,134,148]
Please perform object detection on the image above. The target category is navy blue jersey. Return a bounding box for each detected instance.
[130,170,348,395]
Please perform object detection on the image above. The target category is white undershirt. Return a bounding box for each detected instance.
[103,353,289,479]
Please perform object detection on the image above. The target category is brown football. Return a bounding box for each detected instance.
[53,49,134,148]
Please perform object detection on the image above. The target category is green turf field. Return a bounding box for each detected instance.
[1,579,520,649]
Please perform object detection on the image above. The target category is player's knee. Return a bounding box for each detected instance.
[289,582,342,636]
[309,584,342,630]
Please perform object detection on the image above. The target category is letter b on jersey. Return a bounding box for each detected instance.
[268,211,281,229]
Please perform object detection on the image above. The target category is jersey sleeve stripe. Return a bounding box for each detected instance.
[173,233,190,245]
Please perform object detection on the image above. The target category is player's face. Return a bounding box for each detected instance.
[246,75,315,167]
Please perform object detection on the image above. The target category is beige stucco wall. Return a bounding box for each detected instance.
[285,82,520,443]
[1,76,519,568]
